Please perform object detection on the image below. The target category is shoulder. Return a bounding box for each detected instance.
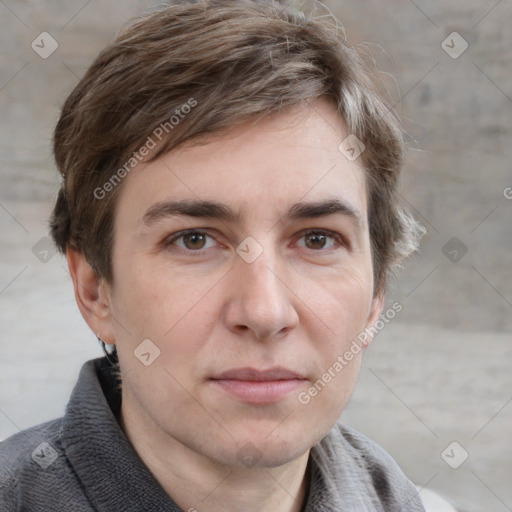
[316,423,426,511]
[335,423,405,470]
[0,417,63,472]
[0,418,72,509]
[0,358,115,511]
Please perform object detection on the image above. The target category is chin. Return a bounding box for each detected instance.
[222,413,335,466]
[216,432,314,469]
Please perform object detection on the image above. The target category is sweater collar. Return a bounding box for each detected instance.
[61,357,182,511]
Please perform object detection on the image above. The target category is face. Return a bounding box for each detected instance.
[101,99,383,468]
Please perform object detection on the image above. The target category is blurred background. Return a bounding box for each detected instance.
[0,1,510,510]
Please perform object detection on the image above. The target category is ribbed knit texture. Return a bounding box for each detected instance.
[0,357,425,511]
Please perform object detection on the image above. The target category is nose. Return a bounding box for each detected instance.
[223,247,299,342]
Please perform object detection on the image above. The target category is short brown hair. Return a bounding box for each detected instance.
[51,0,423,294]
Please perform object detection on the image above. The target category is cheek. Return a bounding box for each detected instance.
[313,267,373,337]
[111,256,220,341]
[302,268,372,405]
[296,327,364,436]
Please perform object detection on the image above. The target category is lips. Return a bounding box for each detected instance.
[213,367,305,381]
[210,367,307,404]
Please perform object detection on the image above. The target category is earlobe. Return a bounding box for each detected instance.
[66,248,116,345]
[361,293,385,349]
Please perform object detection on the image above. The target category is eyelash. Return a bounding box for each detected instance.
[164,229,346,254]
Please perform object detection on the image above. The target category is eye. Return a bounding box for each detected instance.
[296,230,343,251]
[167,230,217,251]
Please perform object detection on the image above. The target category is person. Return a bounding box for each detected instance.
[0,1,426,510]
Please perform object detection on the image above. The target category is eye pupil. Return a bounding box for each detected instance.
[305,234,327,249]
[183,233,206,250]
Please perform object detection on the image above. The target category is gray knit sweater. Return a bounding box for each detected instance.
[0,357,425,511]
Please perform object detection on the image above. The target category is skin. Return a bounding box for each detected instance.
[68,99,384,512]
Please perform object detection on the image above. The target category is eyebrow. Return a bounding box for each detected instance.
[142,198,362,227]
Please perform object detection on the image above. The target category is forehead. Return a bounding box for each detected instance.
[116,99,368,228]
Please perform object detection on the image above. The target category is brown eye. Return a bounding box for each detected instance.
[182,232,207,250]
[167,230,217,252]
[298,230,340,251]
[305,233,328,250]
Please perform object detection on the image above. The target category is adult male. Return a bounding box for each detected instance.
[0,1,425,510]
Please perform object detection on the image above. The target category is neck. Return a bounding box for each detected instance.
[120,398,311,512]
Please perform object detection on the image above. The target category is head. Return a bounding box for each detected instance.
[51,0,423,469]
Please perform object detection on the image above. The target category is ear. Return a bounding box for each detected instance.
[66,247,116,345]
[361,293,385,350]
